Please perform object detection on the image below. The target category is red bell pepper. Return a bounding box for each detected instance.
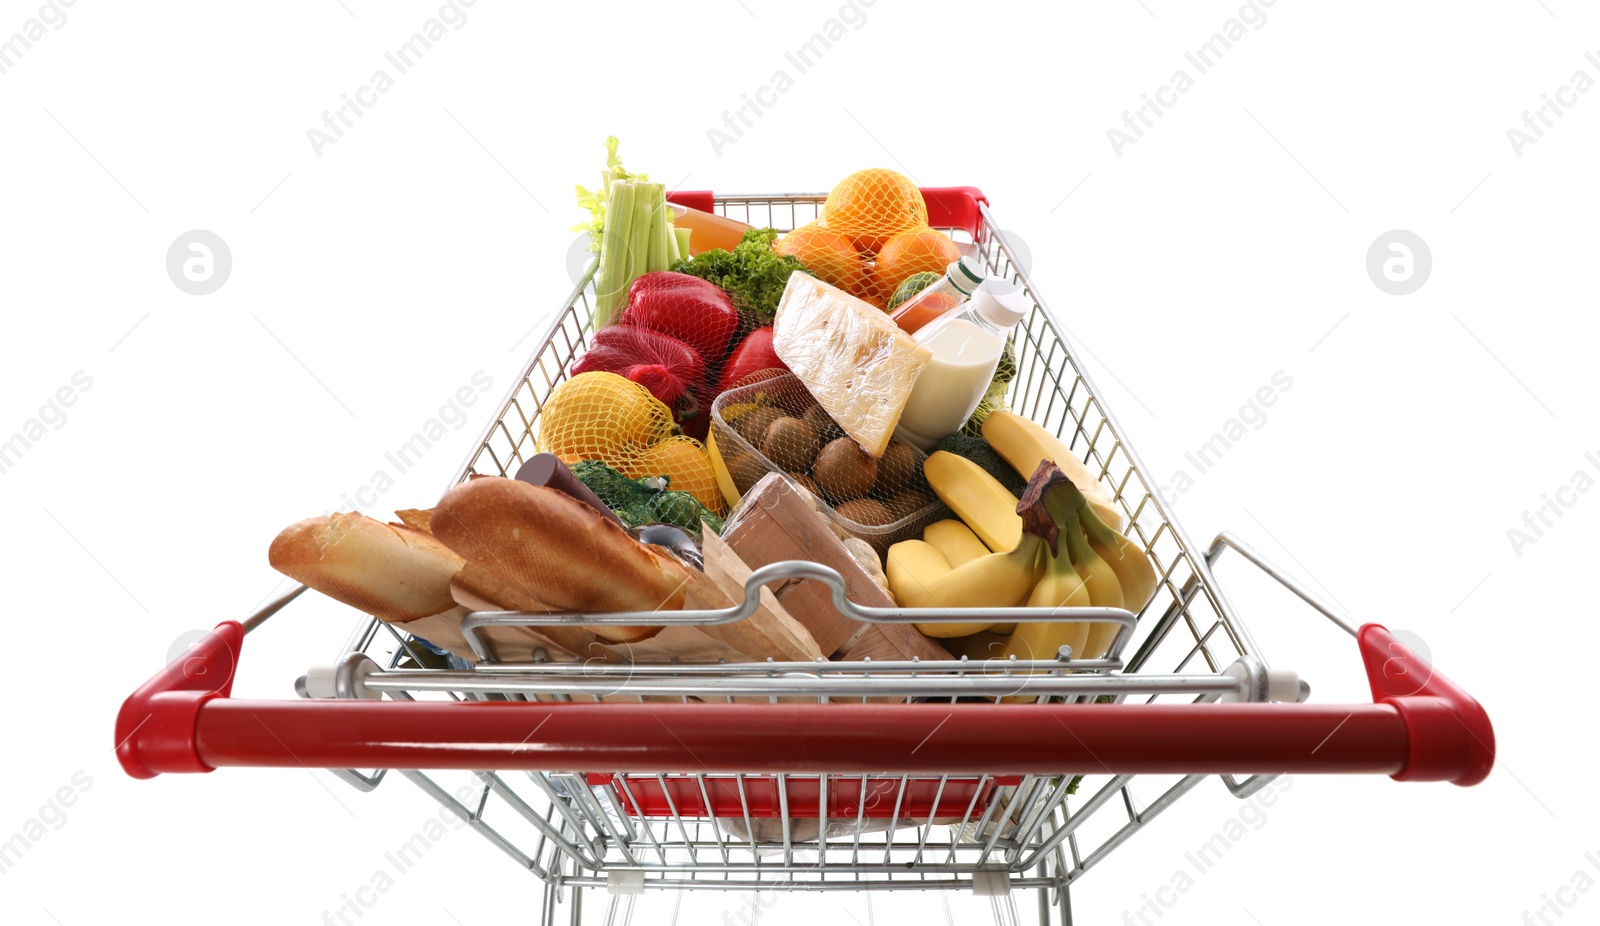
[618,272,740,362]
[715,326,787,395]
[570,325,707,427]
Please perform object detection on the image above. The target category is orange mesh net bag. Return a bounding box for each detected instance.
[537,371,724,513]
[775,168,962,308]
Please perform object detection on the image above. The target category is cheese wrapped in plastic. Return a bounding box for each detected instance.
[771,272,931,457]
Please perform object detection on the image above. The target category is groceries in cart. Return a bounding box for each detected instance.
[264,140,1158,688]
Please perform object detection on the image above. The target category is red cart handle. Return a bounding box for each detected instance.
[1359,624,1493,785]
[116,620,243,779]
[115,620,1491,786]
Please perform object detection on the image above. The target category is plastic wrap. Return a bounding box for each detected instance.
[770,272,931,458]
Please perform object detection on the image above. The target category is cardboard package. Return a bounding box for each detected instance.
[722,473,950,664]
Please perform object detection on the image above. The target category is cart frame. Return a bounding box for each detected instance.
[117,188,1493,925]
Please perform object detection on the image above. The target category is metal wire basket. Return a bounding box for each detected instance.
[116,189,1494,926]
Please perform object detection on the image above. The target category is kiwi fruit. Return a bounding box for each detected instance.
[761,417,821,472]
[886,489,932,516]
[801,404,845,443]
[735,406,786,446]
[727,453,770,495]
[813,437,878,502]
[834,498,894,528]
[873,440,918,495]
[786,471,822,498]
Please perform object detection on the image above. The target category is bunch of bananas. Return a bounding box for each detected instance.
[884,412,1158,664]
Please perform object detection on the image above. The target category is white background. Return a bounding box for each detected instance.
[2,0,1595,923]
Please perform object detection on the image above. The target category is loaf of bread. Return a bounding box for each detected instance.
[390,505,566,617]
[268,512,463,623]
[430,476,694,643]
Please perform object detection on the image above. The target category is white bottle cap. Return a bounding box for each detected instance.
[967,277,1028,329]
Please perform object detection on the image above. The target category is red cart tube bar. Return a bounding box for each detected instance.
[116,623,1493,786]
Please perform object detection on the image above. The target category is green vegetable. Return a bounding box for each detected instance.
[648,490,721,533]
[886,271,941,311]
[573,138,680,327]
[935,432,1026,498]
[570,459,724,534]
[571,459,654,511]
[960,340,1016,437]
[672,228,807,324]
[995,339,1017,387]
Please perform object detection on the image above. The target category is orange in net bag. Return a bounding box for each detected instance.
[821,167,928,254]
[873,227,963,302]
[773,227,864,296]
[773,168,961,308]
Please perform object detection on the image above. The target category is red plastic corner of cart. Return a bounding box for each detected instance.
[919,187,988,239]
[664,190,716,214]
[115,621,244,779]
[1357,623,1494,787]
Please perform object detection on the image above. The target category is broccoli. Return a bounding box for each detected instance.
[570,460,654,512]
[570,459,723,534]
[671,228,807,324]
[935,432,1027,498]
[648,490,723,534]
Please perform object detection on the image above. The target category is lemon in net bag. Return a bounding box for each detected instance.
[539,372,726,514]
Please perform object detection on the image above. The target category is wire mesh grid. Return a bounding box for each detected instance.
[336,193,1264,911]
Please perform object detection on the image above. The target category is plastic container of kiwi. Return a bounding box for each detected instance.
[707,372,950,554]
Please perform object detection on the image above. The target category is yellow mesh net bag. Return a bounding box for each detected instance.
[537,371,725,513]
[621,434,723,513]
[775,167,961,309]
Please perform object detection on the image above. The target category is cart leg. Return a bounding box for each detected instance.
[603,893,639,926]
[1034,862,1051,925]
[540,875,557,926]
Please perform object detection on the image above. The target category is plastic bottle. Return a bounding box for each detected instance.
[668,203,754,255]
[889,255,986,335]
[894,279,1029,451]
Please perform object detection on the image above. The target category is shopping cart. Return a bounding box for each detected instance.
[116,188,1494,925]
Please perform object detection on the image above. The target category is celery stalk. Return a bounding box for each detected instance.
[654,185,672,272]
[674,226,692,259]
[594,180,635,326]
[627,181,653,296]
[666,216,682,264]
[646,183,667,273]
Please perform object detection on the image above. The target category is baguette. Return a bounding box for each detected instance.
[447,566,606,655]
[268,512,463,623]
[431,476,694,643]
[392,507,434,534]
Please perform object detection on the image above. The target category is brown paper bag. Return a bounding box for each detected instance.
[389,534,826,704]
[687,529,824,663]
